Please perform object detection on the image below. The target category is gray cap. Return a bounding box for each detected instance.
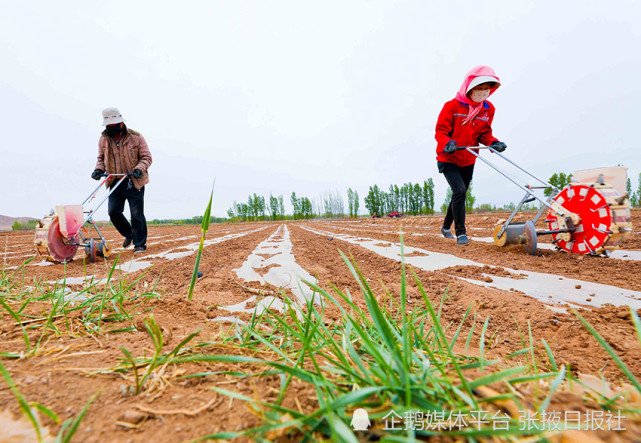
[102,107,126,126]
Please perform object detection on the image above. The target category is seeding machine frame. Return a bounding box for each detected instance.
[458,146,632,256]
[34,173,133,263]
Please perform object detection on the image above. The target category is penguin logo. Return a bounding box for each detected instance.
[350,408,371,431]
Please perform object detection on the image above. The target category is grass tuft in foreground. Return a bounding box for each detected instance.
[182,246,640,441]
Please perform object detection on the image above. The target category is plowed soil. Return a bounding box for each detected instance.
[1,210,641,442]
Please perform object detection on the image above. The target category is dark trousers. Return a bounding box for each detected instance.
[438,161,474,237]
[108,180,147,247]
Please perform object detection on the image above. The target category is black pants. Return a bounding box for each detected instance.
[438,161,474,237]
[108,180,147,247]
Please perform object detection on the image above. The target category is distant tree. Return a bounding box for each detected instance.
[364,185,385,216]
[11,221,21,231]
[440,188,453,214]
[278,195,285,218]
[634,173,641,208]
[347,188,360,217]
[301,197,314,219]
[236,202,249,221]
[545,172,573,196]
[228,201,238,219]
[353,190,359,216]
[268,194,279,220]
[422,179,435,214]
[387,185,397,212]
[291,192,302,219]
[627,177,638,207]
[255,194,266,219]
[465,182,476,213]
[347,188,355,217]
[476,203,497,212]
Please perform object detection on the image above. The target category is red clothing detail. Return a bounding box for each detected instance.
[435,99,498,167]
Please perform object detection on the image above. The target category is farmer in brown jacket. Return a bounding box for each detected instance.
[91,107,152,253]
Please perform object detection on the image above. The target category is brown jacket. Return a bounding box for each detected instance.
[95,127,152,190]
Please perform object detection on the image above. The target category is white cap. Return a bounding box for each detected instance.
[102,107,125,126]
[466,76,500,93]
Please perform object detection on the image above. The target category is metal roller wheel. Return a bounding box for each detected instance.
[492,225,507,247]
[95,241,111,258]
[523,220,537,255]
[85,238,97,263]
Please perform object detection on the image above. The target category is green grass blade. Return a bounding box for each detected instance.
[411,269,478,408]
[0,360,42,441]
[30,402,59,424]
[528,321,537,373]
[450,304,473,348]
[328,413,359,443]
[630,308,641,348]
[466,366,528,390]
[188,183,214,300]
[119,346,140,394]
[479,316,490,372]
[541,338,558,371]
[0,299,31,352]
[539,365,566,412]
[59,390,100,443]
[572,308,641,394]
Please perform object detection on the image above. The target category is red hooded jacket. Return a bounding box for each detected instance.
[435,66,500,167]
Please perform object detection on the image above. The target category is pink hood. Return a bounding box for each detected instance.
[455,66,500,125]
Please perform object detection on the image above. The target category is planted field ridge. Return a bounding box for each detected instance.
[1,212,641,441]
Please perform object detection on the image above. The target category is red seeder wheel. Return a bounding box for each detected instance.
[547,184,629,255]
[46,217,79,263]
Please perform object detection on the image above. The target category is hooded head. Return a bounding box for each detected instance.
[454,66,501,124]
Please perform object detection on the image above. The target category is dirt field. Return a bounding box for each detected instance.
[1,210,641,442]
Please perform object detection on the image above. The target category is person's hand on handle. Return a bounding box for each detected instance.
[133,169,144,179]
[444,140,457,154]
[491,141,507,152]
[91,169,104,180]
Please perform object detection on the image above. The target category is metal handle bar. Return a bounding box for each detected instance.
[460,146,556,210]
[455,146,491,150]
[456,146,552,189]
[83,173,134,206]
[82,174,133,217]
[99,173,134,178]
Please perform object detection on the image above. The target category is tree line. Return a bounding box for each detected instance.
[628,174,641,207]
[11,171,641,230]
[153,171,641,226]
[364,180,435,216]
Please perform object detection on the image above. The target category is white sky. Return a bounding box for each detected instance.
[1,1,640,219]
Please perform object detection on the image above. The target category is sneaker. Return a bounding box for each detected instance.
[122,237,133,248]
[134,245,147,253]
[441,228,455,239]
[457,235,470,246]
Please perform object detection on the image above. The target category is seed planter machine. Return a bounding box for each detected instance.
[458,146,632,256]
[34,173,133,263]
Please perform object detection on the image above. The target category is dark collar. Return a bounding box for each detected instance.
[458,100,489,109]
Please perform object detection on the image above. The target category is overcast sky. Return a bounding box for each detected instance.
[1,1,640,219]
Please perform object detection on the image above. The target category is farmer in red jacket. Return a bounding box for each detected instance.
[435,66,507,245]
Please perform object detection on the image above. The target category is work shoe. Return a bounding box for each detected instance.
[122,237,133,248]
[134,245,147,253]
[457,235,470,246]
[441,228,455,239]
